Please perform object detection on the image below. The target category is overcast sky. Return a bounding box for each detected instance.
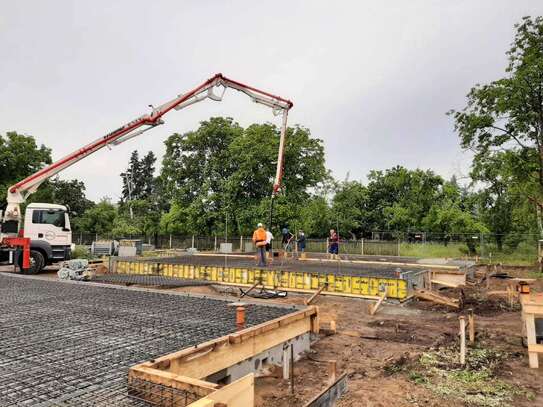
[2,1,542,201]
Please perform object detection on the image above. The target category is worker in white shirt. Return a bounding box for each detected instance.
[265,228,274,261]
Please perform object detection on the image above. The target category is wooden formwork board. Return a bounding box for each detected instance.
[428,270,466,288]
[128,307,319,406]
[520,293,543,368]
[115,260,409,299]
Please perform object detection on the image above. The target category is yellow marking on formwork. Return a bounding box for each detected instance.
[114,260,410,300]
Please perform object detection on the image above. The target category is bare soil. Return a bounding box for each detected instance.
[252,266,543,407]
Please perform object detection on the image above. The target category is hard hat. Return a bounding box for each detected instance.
[257,223,263,227]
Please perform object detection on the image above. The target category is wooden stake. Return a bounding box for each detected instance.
[507,284,514,309]
[327,360,337,384]
[459,316,466,366]
[468,309,475,343]
[283,346,290,379]
[305,283,328,305]
[290,344,294,394]
[369,292,387,315]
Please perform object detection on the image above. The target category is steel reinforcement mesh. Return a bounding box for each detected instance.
[93,273,214,288]
[0,274,294,406]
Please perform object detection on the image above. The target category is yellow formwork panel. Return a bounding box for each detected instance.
[114,260,409,299]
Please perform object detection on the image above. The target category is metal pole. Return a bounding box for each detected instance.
[191,235,195,249]
[169,234,172,249]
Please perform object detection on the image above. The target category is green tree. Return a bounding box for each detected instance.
[331,181,369,238]
[422,201,488,254]
[0,131,51,202]
[365,166,444,232]
[121,150,157,202]
[450,16,543,236]
[160,118,327,236]
[76,198,117,235]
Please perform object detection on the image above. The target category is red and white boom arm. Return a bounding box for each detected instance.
[3,73,293,224]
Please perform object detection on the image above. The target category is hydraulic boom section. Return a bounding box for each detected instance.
[2,73,293,227]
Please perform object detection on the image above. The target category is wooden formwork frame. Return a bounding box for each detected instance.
[521,293,543,368]
[129,306,319,406]
[113,259,409,300]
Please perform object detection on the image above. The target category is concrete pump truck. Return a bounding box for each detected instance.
[0,73,292,274]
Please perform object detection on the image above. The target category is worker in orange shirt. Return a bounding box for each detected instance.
[252,222,268,267]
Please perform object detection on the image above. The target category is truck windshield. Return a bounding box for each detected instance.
[32,210,66,228]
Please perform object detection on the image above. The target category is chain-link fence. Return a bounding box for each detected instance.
[72,231,541,262]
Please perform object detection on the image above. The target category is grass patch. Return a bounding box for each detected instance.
[400,242,467,258]
[406,346,530,407]
[400,242,538,266]
[72,245,93,259]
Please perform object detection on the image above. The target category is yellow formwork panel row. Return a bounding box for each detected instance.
[115,261,408,299]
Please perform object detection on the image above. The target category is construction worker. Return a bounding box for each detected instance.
[252,223,267,267]
[265,227,274,261]
[282,226,294,257]
[297,230,306,260]
[328,229,339,260]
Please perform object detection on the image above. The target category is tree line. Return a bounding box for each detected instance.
[2,16,543,253]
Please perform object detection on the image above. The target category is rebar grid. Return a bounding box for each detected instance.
[93,273,213,287]
[127,377,199,407]
[0,274,293,406]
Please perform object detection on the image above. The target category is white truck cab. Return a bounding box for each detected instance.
[14,203,73,273]
[24,203,72,246]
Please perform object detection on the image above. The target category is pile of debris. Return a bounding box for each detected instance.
[57,259,96,281]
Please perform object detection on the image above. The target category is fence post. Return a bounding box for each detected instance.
[240,236,243,253]
[326,238,329,256]
[79,232,82,245]
[214,235,217,252]
[191,235,195,249]
[361,238,364,255]
[397,239,400,257]
[169,234,172,249]
[95,232,98,242]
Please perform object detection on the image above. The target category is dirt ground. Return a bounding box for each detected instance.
[2,264,542,407]
[250,267,543,407]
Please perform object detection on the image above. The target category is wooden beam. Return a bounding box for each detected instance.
[431,279,461,288]
[170,315,312,378]
[430,271,466,287]
[525,313,539,368]
[305,283,328,305]
[369,292,386,315]
[414,289,459,309]
[188,374,254,407]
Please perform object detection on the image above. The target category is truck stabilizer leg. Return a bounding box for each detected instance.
[2,237,31,271]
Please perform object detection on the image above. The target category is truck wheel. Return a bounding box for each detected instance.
[19,250,44,274]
